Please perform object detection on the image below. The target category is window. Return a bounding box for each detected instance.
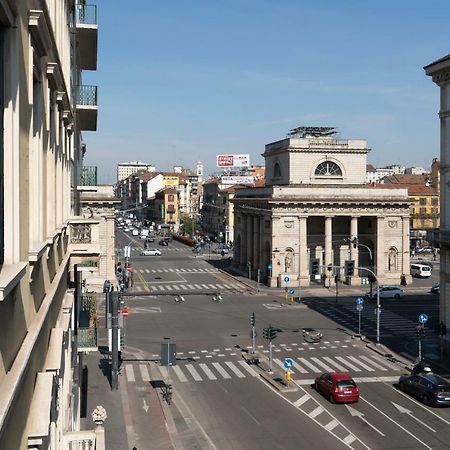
[420,207,427,215]
[431,198,438,206]
[168,194,174,202]
[315,161,342,176]
[419,197,427,206]
[273,162,281,178]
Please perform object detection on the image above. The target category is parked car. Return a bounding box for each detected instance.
[315,372,359,403]
[410,263,432,278]
[398,373,450,406]
[430,284,440,295]
[140,249,162,256]
[365,286,404,299]
[159,240,169,246]
[417,247,434,254]
[302,327,322,343]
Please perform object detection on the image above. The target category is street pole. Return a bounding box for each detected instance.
[252,325,256,354]
[111,291,119,390]
[335,273,339,303]
[418,337,422,361]
[376,285,381,345]
[358,309,361,336]
[269,339,273,373]
[257,269,260,293]
[248,261,251,279]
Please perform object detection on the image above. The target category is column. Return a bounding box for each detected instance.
[324,216,333,267]
[252,215,260,272]
[376,216,385,278]
[402,216,410,277]
[350,216,359,268]
[259,215,264,276]
[246,215,253,273]
[239,214,246,267]
[298,216,308,285]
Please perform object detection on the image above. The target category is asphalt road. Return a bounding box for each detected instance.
[114,229,450,450]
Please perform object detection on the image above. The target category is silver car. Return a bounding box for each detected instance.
[365,286,404,299]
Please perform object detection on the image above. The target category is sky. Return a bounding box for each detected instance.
[82,0,450,183]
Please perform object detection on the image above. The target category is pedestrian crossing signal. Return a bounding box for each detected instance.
[310,259,320,276]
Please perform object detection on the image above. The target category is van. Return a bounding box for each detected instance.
[410,264,432,278]
[132,229,139,236]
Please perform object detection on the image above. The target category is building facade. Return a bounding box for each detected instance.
[0,1,104,448]
[117,160,155,183]
[425,54,450,339]
[233,128,411,287]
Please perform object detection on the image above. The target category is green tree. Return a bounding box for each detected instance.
[180,213,199,237]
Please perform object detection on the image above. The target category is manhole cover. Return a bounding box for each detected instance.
[163,337,171,340]
[231,334,238,337]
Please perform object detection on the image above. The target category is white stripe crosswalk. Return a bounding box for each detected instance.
[133,282,240,292]
[123,353,400,385]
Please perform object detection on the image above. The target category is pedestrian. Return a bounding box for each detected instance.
[400,274,407,286]
[433,248,437,261]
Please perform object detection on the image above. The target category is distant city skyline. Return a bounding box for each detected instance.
[82,0,448,183]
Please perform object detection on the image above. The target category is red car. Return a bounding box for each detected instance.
[315,372,359,403]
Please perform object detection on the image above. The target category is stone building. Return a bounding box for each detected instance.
[233,127,411,287]
[425,54,450,339]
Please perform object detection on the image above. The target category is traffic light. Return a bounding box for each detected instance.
[310,258,320,276]
[269,327,278,340]
[262,327,269,340]
[416,325,425,338]
[352,237,358,249]
[344,260,355,277]
[250,312,255,327]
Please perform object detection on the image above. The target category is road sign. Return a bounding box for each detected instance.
[284,276,290,283]
[267,263,272,270]
[284,358,294,369]
[121,306,129,317]
[356,305,363,312]
[418,314,428,324]
[288,288,295,295]
[356,297,364,305]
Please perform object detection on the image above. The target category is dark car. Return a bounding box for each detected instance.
[302,327,322,343]
[315,372,359,403]
[159,240,169,246]
[398,373,450,406]
[430,284,440,295]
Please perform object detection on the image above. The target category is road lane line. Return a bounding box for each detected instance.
[158,285,165,291]
[293,394,311,407]
[237,361,257,376]
[335,356,362,372]
[185,364,202,381]
[169,268,174,272]
[322,357,347,372]
[358,355,388,371]
[308,406,324,419]
[172,366,188,382]
[225,361,245,378]
[199,363,217,380]
[310,357,335,372]
[150,285,157,291]
[297,357,321,372]
[360,397,433,450]
[125,364,135,382]
[346,356,375,371]
[139,364,150,382]
[343,435,356,445]
[212,362,231,379]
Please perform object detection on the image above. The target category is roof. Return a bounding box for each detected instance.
[383,174,428,185]
[424,53,450,70]
[366,164,376,172]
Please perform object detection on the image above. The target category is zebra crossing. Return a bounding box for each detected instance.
[132,281,238,292]
[137,267,218,274]
[123,353,402,385]
[132,246,190,253]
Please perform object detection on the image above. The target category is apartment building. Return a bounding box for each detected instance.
[0,1,103,449]
[117,160,156,183]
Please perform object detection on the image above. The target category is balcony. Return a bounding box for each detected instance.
[75,4,98,70]
[75,85,98,131]
[79,166,98,186]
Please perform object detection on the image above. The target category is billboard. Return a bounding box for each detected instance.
[217,154,250,168]
[163,176,179,187]
[221,176,254,185]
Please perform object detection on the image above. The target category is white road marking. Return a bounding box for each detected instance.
[309,406,324,419]
[322,357,347,372]
[310,357,334,372]
[212,362,231,379]
[185,364,202,381]
[343,435,356,445]
[139,364,150,382]
[194,284,202,289]
[335,356,361,372]
[172,285,180,291]
[201,284,210,289]
[169,268,174,272]
[346,356,375,371]
[237,361,257,376]
[208,284,218,289]
[125,364,135,382]
[165,285,173,291]
[151,286,158,291]
[199,363,217,380]
[180,284,188,289]
[293,394,310,407]
[188,351,196,354]
[172,366,188,382]
[325,419,339,431]
[298,357,321,372]
[358,355,388,371]
[225,361,245,378]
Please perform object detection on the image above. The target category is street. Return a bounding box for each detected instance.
[111,230,450,449]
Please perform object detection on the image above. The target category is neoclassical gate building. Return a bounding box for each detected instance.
[233,127,411,287]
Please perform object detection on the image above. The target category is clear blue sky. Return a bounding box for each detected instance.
[82,0,450,183]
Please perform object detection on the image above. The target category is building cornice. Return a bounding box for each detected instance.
[28,10,52,56]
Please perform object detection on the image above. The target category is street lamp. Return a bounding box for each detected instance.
[358,266,381,344]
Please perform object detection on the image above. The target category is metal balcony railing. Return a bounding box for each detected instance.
[75,85,98,107]
[79,166,98,186]
[75,4,97,26]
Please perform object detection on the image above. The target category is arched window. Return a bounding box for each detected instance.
[273,162,281,178]
[314,161,342,176]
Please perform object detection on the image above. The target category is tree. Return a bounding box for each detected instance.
[180,213,199,237]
